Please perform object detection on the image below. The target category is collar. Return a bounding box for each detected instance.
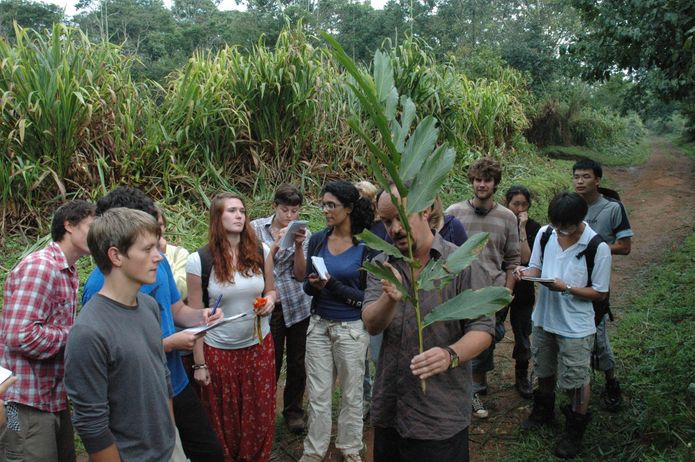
[48,241,72,271]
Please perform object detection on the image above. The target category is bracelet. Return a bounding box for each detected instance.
[192,363,207,370]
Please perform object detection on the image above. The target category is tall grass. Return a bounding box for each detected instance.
[0,23,147,225]
[1,23,536,232]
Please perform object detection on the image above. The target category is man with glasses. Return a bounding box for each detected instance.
[515,192,612,459]
[572,159,633,411]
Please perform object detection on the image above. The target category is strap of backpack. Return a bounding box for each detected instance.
[575,234,604,287]
[539,226,553,264]
[198,244,213,308]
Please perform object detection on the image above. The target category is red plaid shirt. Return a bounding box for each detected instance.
[0,242,78,412]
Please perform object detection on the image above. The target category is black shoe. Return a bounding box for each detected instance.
[554,405,591,459]
[515,369,533,399]
[602,378,622,411]
[521,390,555,431]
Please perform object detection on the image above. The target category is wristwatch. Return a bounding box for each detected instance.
[563,284,573,296]
[442,346,459,369]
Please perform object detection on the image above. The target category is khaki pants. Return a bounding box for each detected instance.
[302,315,369,459]
[0,403,75,462]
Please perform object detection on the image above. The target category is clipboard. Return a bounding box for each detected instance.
[279,220,308,250]
[521,276,555,283]
[182,312,249,335]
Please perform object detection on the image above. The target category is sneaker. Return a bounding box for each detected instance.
[343,453,362,462]
[602,378,622,411]
[472,393,489,419]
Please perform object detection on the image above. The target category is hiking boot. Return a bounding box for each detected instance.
[554,405,591,459]
[286,415,306,434]
[521,390,555,431]
[602,378,622,411]
[472,393,489,418]
[515,367,533,399]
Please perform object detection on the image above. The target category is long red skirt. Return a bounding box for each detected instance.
[200,335,276,462]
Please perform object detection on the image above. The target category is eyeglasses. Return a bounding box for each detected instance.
[556,225,578,236]
[320,202,343,211]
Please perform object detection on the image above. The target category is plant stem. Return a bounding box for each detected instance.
[403,218,426,393]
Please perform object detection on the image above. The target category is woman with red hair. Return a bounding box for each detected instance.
[186,192,277,462]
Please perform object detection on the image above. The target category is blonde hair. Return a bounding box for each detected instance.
[354,180,378,206]
[88,208,160,274]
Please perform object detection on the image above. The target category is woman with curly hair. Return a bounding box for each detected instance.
[300,181,375,462]
[186,192,277,462]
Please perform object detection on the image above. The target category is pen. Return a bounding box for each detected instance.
[210,294,223,316]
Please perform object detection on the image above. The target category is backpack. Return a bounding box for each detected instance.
[598,186,621,201]
[197,244,265,308]
[539,227,611,326]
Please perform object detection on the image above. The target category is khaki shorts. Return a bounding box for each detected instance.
[532,326,594,391]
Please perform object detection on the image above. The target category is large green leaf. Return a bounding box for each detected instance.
[362,260,410,301]
[325,33,401,165]
[373,50,394,105]
[400,116,439,182]
[394,96,417,152]
[417,257,453,291]
[422,287,512,328]
[406,145,456,215]
[357,229,406,260]
[444,232,490,273]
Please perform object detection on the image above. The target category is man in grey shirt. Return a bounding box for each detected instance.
[65,208,181,462]
[573,159,633,410]
[363,186,494,462]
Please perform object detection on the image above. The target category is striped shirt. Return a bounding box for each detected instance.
[0,242,78,412]
[251,215,312,327]
[446,201,520,289]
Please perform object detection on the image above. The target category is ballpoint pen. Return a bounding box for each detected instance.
[210,294,223,316]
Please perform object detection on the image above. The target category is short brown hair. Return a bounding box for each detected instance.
[273,184,303,207]
[88,208,161,274]
[468,157,502,186]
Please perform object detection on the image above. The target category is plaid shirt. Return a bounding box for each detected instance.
[0,242,78,412]
[251,215,312,327]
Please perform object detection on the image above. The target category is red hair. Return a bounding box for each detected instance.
[208,192,263,283]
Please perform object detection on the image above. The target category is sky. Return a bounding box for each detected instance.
[41,0,388,18]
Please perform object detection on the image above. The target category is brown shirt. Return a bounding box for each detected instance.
[364,234,495,440]
[446,201,520,289]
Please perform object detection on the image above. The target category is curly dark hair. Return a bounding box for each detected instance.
[96,186,158,219]
[321,180,374,235]
[468,157,502,186]
[51,200,96,242]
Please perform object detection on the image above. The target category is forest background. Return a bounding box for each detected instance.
[0,1,693,460]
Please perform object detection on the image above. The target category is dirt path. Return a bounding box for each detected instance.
[465,136,695,461]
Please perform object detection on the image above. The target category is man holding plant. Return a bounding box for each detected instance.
[362,186,495,462]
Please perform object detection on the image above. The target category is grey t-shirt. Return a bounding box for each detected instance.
[585,195,634,244]
[65,293,174,461]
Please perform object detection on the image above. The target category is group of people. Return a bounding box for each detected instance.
[0,155,632,462]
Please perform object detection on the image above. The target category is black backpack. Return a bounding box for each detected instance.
[197,244,265,307]
[539,227,611,326]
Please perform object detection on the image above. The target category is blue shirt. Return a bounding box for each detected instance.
[316,243,364,321]
[82,257,189,396]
